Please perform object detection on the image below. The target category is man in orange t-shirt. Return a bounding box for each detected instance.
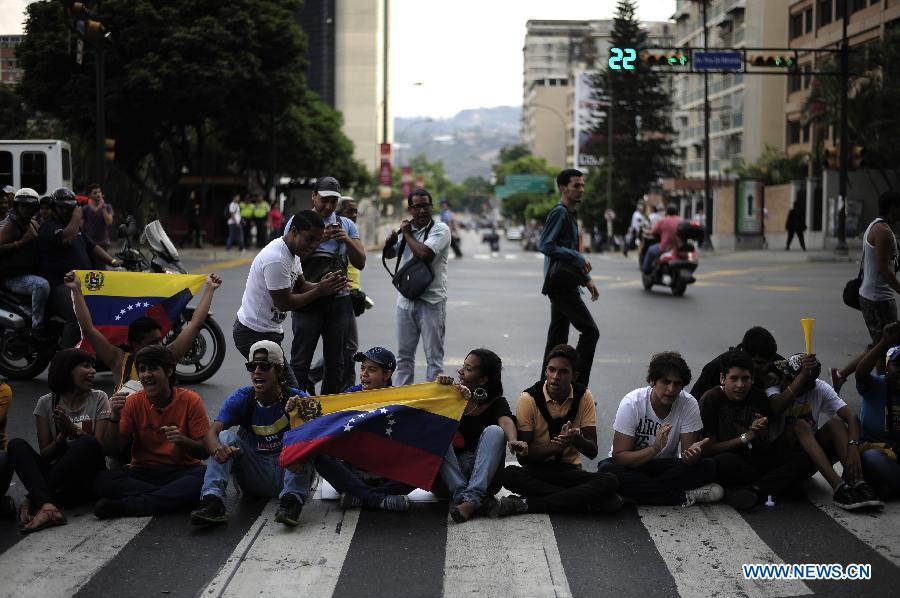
[642,204,683,274]
[93,346,210,518]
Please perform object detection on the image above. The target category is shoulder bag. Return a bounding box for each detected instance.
[382,221,435,300]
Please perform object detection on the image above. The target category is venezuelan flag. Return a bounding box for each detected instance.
[73,270,207,352]
[280,382,466,490]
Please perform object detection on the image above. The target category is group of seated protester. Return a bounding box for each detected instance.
[1,322,897,534]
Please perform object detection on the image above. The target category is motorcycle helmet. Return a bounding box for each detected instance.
[13,187,39,206]
[50,187,77,208]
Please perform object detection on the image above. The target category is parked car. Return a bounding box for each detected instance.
[505,226,524,241]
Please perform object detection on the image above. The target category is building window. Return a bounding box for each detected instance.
[0,151,12,190]
[818,0,833,27]
[789,70,803,92]
[836,0,846,19]
[790,13,804,38]
[802,124,811,143]
[805,8,814,32]
[20,151,47,194]
[788,121,802,145]
[851,0,867,11]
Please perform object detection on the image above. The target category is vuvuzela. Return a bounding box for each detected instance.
[801,318,816,354]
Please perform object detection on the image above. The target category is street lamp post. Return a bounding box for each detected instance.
[835,1,850,254]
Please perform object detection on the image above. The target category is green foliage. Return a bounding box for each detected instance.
[0,85,29,138]
[494,155,557,186]
[500,192,556,225]
[498,144,531,163]
[585,0,678,232]
[727,145,806,185]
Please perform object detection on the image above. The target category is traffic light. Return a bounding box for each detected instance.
[749,54,796,68]
[642,52,688,67]
[68,2,105,44]
[104,138,115,162]
[824,146,840,170]
[851,146,866,170]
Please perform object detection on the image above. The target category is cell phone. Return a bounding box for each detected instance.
[120,379,143,395]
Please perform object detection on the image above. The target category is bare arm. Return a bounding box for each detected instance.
[498,415,518,443]
[874,226,900,294]
[269,273,346,311]
[402,229,436,263]
[59,208,83,244]
[612,426,669,468]
[35,415,67,460]
[516,430,564,464]
[91,244,117,265]
[168,274,222,362]
[345,237,366,270]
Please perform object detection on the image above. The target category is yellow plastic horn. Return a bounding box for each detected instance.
[801,318,816,354]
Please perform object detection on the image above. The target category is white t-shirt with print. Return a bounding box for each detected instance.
[609,386,703,459]
[766,378,847,437]
[237,237,302,333]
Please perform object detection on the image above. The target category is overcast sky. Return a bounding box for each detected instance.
[1,0,676,118]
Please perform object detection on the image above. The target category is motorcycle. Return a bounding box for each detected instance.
[638,220,704,297]
[0,220,226,383]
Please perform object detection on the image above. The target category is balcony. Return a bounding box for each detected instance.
[724,0,746,14]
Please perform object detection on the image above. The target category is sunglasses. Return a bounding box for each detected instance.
[245,361,275,372]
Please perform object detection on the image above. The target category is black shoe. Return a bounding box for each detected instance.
[479,496,500,518]
[586,492,625,514]
[191,495,227,525]
[274,494,303,526]
[726,486,760,511]
[94,498,126,519]
[833,483,868,511]
[851,481,885,509]
[498,495,528,517]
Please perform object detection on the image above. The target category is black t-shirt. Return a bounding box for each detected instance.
[700,386,771,443]
[457,396,513,452]
[38,217,95,284]
[690,345,783,400]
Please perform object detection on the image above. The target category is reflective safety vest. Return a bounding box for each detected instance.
[240,201,254,218]
[252,202,269,218]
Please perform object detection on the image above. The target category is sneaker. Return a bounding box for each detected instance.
[94,498,126,520]
[478,496,500,518]
[851,481,885,509]
[274,494,303,526]
[378,495,411,512]
[683,483,725,506]
[339,492,363,509]
[497,495,528,517]
[830,368,846,393]
[833,483,868,511]
[190,495,227,525]
[725,486,760,511]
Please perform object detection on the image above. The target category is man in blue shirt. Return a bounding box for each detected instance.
[191,341,313,527]
[538,169,600,386]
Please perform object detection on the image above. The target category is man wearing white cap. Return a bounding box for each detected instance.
[191,340,313,527]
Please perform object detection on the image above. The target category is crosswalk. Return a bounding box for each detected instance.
[0,474,897,598]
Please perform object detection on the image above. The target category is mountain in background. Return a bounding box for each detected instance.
[393,106,521,183]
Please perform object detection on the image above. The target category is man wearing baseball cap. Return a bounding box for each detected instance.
[289,176,366,395]
[854,322,900,500]
[191,340,313,527]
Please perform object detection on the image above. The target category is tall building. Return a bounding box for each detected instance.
[0,35,24,85]
[522,20,673,170]
[297,0,389,174]
[671,0,787,179]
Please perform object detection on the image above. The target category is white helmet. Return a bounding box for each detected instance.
[13,187,40,206]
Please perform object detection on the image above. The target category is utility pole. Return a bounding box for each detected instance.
[94,36,105,184]
[606,85,613,214]
[835,1,849,254]
[382,0,390,146]
[702,0,712,249]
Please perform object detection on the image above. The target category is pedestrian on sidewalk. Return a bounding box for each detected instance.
[859,191,900,351]
[538,169,600,387]
[240,195,254,248]
[81,183,114,255]
[226,193,244,252]
[253,193,269,250]
[785,202,806,251]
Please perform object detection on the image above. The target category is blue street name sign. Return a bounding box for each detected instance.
[693,51,743,71]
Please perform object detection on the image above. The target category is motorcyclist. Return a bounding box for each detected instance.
[37,187,121,347]
[0,188,50,338]
[642,203,683,275]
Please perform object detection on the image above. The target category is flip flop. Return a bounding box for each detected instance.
[20,506,67,534]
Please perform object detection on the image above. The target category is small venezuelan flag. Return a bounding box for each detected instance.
[280,382,466,490]
[74,270,208,353]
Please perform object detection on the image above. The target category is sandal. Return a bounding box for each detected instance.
[20,505,67,534]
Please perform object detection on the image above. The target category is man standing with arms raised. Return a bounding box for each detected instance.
[539,169,600,386]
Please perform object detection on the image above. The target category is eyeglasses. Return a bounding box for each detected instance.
[409,203,431,211]
[245,361,274,372]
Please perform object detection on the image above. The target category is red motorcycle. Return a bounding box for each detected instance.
[638,221,704,296]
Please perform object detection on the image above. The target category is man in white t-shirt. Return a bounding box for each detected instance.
[597,351,723,506]
[234,209,347,389]
[226,194,244,251]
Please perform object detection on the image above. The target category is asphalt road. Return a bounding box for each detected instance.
[2,231,896,598]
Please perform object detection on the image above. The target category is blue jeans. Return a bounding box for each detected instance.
[226,222,244,250]
[290,295,353,395]
[860,448,900,499]
[642,243,662,274]
[232,319,299,389]
[439,425,506,509]
[200,428,311,504]
[315,455,414,508]
[395,299,446,385]
[5,274,50,328]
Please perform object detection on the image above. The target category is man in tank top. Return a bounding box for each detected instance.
[860,192,900,351]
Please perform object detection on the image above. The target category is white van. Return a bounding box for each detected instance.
[0,139,74,195]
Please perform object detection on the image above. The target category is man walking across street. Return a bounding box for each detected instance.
[382,188,451,385]
[859,191,900,351]
[539,169,600,387]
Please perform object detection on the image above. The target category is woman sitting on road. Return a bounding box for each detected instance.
[7,349,112,532]
[437,349,527,522]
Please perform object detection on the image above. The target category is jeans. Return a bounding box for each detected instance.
[232,319,299,389]
[315,455,414,508]
[543,289,599,387]
[290,295,353,395]
[226,222,244,251]
[4,274,50,329]
[200,428,311,504]
[93,463,206,516]
[597,457,716,505]
[439,425,506,509]
[8,435,106,507]
[395,300,447,385]
[860,449,900,499]
[642,243,662,274]
[502,463,619,513]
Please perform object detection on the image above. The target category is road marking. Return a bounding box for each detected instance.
[750,285,806,293]
[808,472,900,567]
[203,499,359,598]
[639,505,812,598]
[694,265,798,280]
[443,508,572,597]
[198,256,255,272]
[0,513,150,598]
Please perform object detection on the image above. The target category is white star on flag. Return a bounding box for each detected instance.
[143,302,150,307]
[127,304,133,311]
[385,427,393,436]
[115,315,121,321]
[120,309,126,315]
[344,423,353,432]
[379,408,388,414]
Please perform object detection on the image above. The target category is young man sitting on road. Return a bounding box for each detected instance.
[691,326,782,401]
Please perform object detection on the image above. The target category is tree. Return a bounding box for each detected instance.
[0,85,29,138]
[585,0,677,232]
[493,155,556,187]
[727,145,806,185]
[498,143,531,163]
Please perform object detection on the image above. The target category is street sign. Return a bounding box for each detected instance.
[693,51,743,71]
[505,174,550,193]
